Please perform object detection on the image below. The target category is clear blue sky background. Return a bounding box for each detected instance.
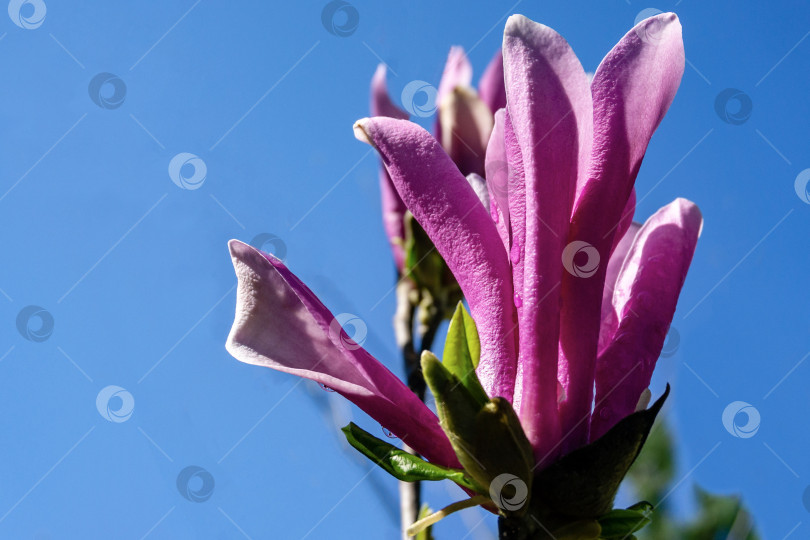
[1,1,808,538]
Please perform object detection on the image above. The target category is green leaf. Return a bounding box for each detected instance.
[625,501,653,514]
[533,385,670,520]
[421,351,481,467]
[442,303,488,406]
[468,398,534,516]
[597,505,653,538]
[460,303,480,369]
[423,350,535,516]
[340,422,477,491]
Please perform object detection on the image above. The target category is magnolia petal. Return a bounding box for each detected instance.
[503,15,592,462]
[466,173,491,212]
[503,109,526,315]
[484,108,510,249]
[371,65,410,271]
[439,86,494,177]
[371,64,409,120]
[226,240,458,467]
[437,46,473,107]
[575,13,684,218]
[590,199,702,440]
[610,188,636,257]
[479,49,506,114]
[435,46,474,145]
[504,109,526,412]
[559,13,684,450]
[598,221,641,356]
[598,190,639,354]
[354,117,518,402]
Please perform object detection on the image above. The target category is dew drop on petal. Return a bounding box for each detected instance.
[382,426,397,439]
[319,383,336,392]
[492,209,499,223]
[514,293,523,308]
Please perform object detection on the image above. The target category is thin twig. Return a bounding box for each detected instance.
[394,279,445,538]
[395,279,421,538]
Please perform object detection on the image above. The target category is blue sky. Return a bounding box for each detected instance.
[0,1,809,538]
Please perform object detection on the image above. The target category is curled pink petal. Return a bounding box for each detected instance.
[503,14,592,463]
[479,49,506,114]
[226,240,459,467]
[371,65,410,271]
[558,13,684,450]
[354,117,518,402]
[590,199,702,440]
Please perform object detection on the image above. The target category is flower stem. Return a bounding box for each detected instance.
[394,280,421,538]
[393,279,444,538]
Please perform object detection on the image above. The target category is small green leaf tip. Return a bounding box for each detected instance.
[443,302,488,405]
[340,422,477,490]
[420,350,481,464]
[597,503,653,538]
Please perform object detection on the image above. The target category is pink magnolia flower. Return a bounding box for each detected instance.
[355,12,699,464]
[227,10,700,482]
